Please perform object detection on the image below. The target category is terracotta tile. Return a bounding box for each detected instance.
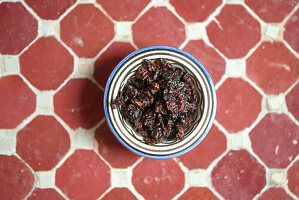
[178,187,219,200]
[97,0,150,21]
[95,122,140,168]
[102,188,137,200]
[17,115,70,171]
[25,0,76,20]
[246,41,299,95]
[179,125,226,169]
[27,188,65,200]
[258,187,294,200]
[288,160,299,197]
[250,113,299,168]
[183,40,225,84]
[20,37,73,90]
[56,150,110,200]
[216,78,262,132]
[286,83,299,121]
[284,9,299,53]
[212,150,266,200]
[60,4,114,58]
[207,5,260,58]
[245,0,298,23]
[94,42,135,87]
[54,78,104,129]
[132,7,185,48]
[0,155,34,200]
[132,158,184,200]
[0,75,36,129]
[0,2,37,54]
[170,0,222,22]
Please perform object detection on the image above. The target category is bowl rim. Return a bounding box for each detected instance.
[104,45,217,159]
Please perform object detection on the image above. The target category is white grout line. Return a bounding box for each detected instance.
[1,0,299,199]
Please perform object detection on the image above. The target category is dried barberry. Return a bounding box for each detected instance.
[112,58,201,144]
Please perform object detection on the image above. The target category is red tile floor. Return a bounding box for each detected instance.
[0,0,298,199]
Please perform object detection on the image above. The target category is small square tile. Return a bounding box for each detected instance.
[225,0,244,4]
[268,169,286,186]
[0,55,4,76]
[74,58,94,78]
[186,23,204,40]
[267,95,284,111]
[264,24,281,40]
[226,59,245,77]
[227,132,251,150]
[37,92,53,108]
[152,0,169,6]
[4,55,19,73]
[36,171,55,188]
[111,169,129,187]
[40,20,60,37]
[78,0,96,3]
[115,22,132,42]
[0,130,16,155]
[76,129,94,149]
[188,169,211,187]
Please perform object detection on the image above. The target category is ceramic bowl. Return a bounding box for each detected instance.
[104,46,216,159]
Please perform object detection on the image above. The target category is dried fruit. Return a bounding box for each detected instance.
[112,58,201,144]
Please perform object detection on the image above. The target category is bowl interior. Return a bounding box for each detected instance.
[105,47,216,158]
[117,60,204,145]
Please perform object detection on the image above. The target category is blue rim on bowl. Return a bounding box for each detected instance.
[104,46,216,159]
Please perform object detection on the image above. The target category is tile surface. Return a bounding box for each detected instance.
[27,188,66,200]
[17,115,70,171]
[0,1,298,199]
[0,75,36,129]
[207,5,261,58]
[20,37,74,90]
[0,2,37,54]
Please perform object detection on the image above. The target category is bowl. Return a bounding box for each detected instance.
[104,46,216,159]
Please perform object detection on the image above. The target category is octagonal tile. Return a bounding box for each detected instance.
[258,187,294,200]
[27,188,65,200]
[183,40,225,84]
[20,36,73,90]
[216,78,262,132]
[0,2,38,54]
[132,158,184,200]
[0,155,35,200]
[170,0,222,22]
[178,187,219,200]
[0,75,36,129]
[250,113,299,168]
[17,115,70,171]
[54,78,104,129]
[246,41,299,95]
[284,8,299,53]
[97,0,150,21]
[207,5,260,58]
[102,188,137,200]
[212,150,266,200]
[286,83,299,121]
[132,7,185,48]
[245,0,298,23]
[25,0,76,20]
[56,149,110,200]
[60,4,114,58]
[94,42,135,87]
[288,160,299,198]
[179,125,226,169]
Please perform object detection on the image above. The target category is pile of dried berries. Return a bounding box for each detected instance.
[112,58,200,144]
